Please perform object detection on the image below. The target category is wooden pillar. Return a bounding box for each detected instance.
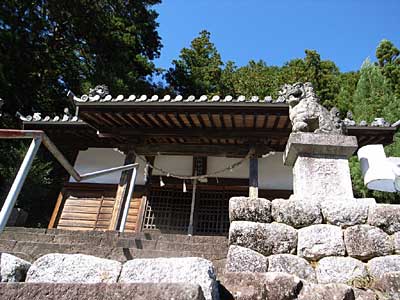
[109,150,136,231]
[188,176,197,236]
[249,156,258,199]
[136,156,155,233]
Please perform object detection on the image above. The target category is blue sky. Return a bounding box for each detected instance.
[154,0,400,72]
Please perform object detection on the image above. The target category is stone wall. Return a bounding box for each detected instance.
[227,196,400,286]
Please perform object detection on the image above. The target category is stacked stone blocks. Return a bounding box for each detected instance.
[227,196,400,285]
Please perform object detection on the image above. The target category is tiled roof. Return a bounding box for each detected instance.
[72,93,283,104]
[18,111,83,124]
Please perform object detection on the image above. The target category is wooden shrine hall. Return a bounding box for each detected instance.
[22,87,398,236]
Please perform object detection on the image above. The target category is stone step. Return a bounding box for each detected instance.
[0,237,227,257]
[1,227,228,247]
[0,283,206,300]
[0,227,229,275]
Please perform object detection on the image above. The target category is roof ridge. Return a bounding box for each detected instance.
[74,93,283,104]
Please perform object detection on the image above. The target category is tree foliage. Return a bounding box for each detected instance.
[0,0,162,118]
[166,30,223,97]
[0,0,162,226]
[2,11,400,226]
[168,34,400,203]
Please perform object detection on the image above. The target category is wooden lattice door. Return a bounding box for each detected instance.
[142,187,246,235]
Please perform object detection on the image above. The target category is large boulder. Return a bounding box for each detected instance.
[26,253,121,283]
[315,256,368,284]
[229,221,297,256]
[371,272,400,300]
[229,197,272,223]
[297,224,345,260]
[367,255,400,278]
[353,289,376,300]
[271,199,322,228]
[297,283,355,300]
[0,253,31,282]
[263,272,303,300]
[344,225,393,260]
[218,272,268,300]
[268,254,316,282]
[119,257,218,300]
[220,272,302,300]
[320,199,374,227]
[225,245,268,273]
[368,204,400,234]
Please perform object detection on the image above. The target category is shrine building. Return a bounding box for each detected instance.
[21,87,398,236]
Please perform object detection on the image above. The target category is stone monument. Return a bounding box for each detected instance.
[281,82,358,200]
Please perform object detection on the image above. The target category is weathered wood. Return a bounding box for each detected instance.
[249,156,259,198]
[135,196,147,233]
[98,127,291,139]
[109,150,136,230]
[131,144,272,157]
[272,113,281,129]
[188,177,197,235]
[48,190,65,229]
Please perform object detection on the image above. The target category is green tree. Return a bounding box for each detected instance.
[350,58,400,203]
[376,39,400,98]
[280,50,340,108]
[220,60,280,98]
[0,0,162,226]
[0,0,162,118]
[166,30,223,97]
[334,71,360,114]
[352,59,397,123]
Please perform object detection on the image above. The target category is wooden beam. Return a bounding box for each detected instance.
[273,113,281,129]
[98,127,291,139]
[109,150,136,230]
[262,113,270,128]
[163,113,179,128]
[185,113,197,128]
[135,196,147,233]
[207,113,216,129]
[174,113,186,128]
[249,156,258,198]
[196,113,206,128]
[218,113,225,129]
[230,114,236,129]
[48,190,65,229]
[131,143,274,156]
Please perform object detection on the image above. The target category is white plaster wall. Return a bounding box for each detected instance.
[70,148,126,184]
[207,153,293,190]
[70,149,292,189]
[152,155,193,176]
[258,152,293,190]
[207,157,249,179]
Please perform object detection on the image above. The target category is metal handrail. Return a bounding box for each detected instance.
[0,129,137,232]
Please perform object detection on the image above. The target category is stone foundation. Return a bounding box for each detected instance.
[227,196,400,287]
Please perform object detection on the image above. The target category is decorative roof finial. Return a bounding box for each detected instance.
[88,84,109,98]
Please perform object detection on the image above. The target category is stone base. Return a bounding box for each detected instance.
[283,133,358,200]
[293,156,354,199]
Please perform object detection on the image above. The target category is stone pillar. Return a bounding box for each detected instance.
[283,133,358,200]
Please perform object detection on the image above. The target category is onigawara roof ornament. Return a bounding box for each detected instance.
[88,84,110,98]
[279,82,344,134]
